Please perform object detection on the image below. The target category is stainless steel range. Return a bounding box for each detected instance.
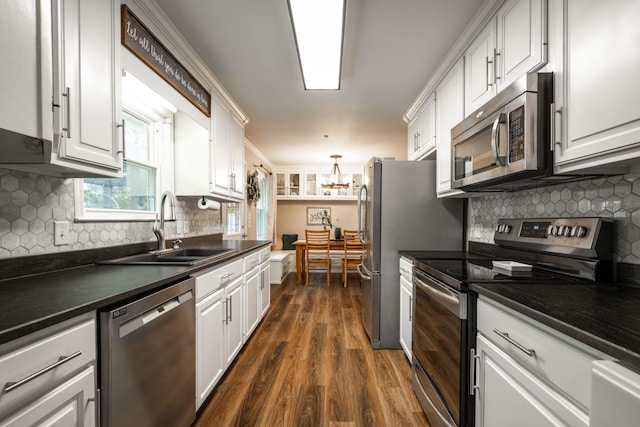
[411,217,613,427]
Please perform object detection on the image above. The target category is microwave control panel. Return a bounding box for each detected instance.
[508,106,525,163]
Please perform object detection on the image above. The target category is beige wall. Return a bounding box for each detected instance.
[275,199,358,249]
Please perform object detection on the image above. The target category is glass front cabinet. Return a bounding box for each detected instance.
[276,169,363,200]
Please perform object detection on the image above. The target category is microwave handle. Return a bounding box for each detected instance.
[491,113,507,166]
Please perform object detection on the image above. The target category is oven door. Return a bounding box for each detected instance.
[412,269,467,427]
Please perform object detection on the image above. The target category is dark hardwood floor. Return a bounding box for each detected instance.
[194,272,429,427]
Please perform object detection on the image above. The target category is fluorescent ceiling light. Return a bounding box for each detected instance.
[288,0,345,90]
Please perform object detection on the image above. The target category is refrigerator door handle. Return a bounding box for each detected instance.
[357,184,368,244]
[357,263,372,280]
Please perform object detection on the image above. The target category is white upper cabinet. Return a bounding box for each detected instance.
[0,0,122,177]
[465,0,546,115]
[230,115,245,200]
[465,21,497,114]
[436,59,466,197]
[276,168,362,200]
[175,92,245,202]
[408,94,437,160]
[52,0,123,175]
[210,94,244,202]
[496,0,546,91]
[552,0,640,174]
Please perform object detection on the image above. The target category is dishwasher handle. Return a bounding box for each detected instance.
[119,289,193,338]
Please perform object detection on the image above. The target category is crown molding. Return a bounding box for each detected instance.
[126,0,249,124]
[403,0,505,123]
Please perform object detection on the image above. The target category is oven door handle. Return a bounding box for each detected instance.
[491,112,507,166]
[414,272,465,319]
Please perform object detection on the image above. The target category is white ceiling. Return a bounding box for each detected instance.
[153,0,485,168]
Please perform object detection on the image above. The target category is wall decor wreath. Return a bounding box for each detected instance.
[247,170,261,205]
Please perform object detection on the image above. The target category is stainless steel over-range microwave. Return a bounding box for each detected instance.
[451,72,555,192]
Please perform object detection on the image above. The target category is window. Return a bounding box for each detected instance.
[226,203,241,236]
[75,72,175,221]
[256,174,268,239]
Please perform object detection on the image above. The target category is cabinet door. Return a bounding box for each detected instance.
[230,115,245,199]
[465,20,497,115]
[418,94,436,158]
[225,279,244,365]
[553,0,640,173]
[196,289,225,410]
[475,335,588,427]
[244,270,260,340]
[2,366,96,427]
[407,116,420,159]
[436,59,465,196]
[53,0,122,175]
[260,263,271,317]
[305,173,318,197]
[496,0,546,91]
[211,95,232,196]
[399,275,413,362]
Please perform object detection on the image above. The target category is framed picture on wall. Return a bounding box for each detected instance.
[307,207,330,226]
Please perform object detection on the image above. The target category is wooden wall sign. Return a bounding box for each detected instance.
[121,5,211,117]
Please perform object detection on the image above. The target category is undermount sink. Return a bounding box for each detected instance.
[98,248,238,266]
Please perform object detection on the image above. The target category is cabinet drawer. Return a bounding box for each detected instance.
[0,313,96,418]
[259,247,271,264]
[399,257,413,281]
[243,251,260,273]
[477,297,609,410]
[195,259,243,301]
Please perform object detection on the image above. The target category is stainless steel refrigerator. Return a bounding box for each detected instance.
[357,158,463,349]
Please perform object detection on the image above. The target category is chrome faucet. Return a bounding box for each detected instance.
[153,191,177,252]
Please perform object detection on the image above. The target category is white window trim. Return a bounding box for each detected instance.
[74,112,171,222]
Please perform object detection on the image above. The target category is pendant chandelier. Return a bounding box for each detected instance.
[322,154,350,189]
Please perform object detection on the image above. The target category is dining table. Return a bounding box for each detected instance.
[292,239,347,283]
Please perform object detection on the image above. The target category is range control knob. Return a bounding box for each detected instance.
[573,226,587,238]
[547,225,554,236]
[563,226,572,237]
[504,224,512,233]
[549,225,559,236]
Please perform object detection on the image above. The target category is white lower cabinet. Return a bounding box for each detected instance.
[224,279,244,367]
[195,288,225,410]
[0,312,96,426]
[398,256,413,362]
[259,248,271,318]
[1,366,95,427]
[194,249,271,409]
[244,267,260,341]
[475,335,588,427]
[473,297,611,427]
[194,258,244,410]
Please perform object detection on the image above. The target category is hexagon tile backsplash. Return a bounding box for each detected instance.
[0,168,222,258]
[468,174,640,264]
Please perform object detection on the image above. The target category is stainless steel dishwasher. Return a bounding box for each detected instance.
[100,277,196,427]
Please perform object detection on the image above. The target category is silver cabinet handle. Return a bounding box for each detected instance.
[493,48,500,83]
[409,296,413,322]
[550,102,563,152]
[493,329,536,357]
[62,87,71,138]
[486,56,493,88]
[116,119,125,159]
[228,295,233,321]
[4,351,82,393]
[223,298,228,325]
[470,348,480,395]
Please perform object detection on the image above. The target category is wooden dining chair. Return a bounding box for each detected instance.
[342,230,364,287]
[305,229,332,287]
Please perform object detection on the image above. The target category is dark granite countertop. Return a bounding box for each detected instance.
[470,282,640,373]
[0,239,270,345]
